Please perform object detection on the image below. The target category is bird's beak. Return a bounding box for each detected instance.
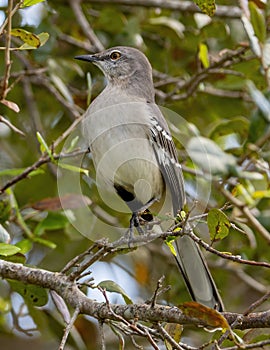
[74,54,100,63]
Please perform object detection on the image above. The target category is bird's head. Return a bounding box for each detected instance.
[75,46,154,100]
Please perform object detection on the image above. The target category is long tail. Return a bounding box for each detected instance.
[174,234,224,311]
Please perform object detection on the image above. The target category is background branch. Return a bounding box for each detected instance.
[87,0,242,18]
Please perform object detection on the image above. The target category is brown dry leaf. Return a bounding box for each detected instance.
[179,301,229,329]
[32,194,92,211]
[1,99,20,113]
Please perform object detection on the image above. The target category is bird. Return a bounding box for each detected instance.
[75,46,224,311]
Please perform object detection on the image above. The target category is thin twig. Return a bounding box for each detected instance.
[150,275,165,308]
[0,114,25,136]
[217,185,270,243]
[156,323,186,350]
[243,291,270,316]
[0,148,88,193]
[69,0,104,51]
[0,0,23,36]
[1,0,13,101]
[61,241,102,274]
[58,306,80,350]
[183,227,270,269]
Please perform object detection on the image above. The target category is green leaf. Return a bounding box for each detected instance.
[195,0,216,16]
[15,239,33,254]
[207,209,230,241]
[214,133,241,152]
[11,28,40,47]
[0,243,21,256]
[21,0,45,7]
[86,72,92,106]
[209,118,248,153]
[198,43,209,68]
[8,280,48,307]
[50,75,73,103]
[187,136,237,175]
[66,136,79,153]
[35,32,49,46]
[58,162,89,176]
[248,110,269,143]
[98,280,133,304]
[1,253,26,264]
[33,212,69,236]
[36,132,54,161]
[247,81,270,122]
[241,16,261,57]
[32,237,57,249]
[0,194,11,224]
[0,168,44,177]
[249,2,266,43]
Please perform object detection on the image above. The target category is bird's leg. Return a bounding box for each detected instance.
[123,212,143,247]
[131,212,145,235]
[125,198,158,245]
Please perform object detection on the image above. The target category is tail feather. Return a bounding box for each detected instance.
[174,234,224,311]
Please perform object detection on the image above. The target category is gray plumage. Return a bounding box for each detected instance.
[75,46,224,311]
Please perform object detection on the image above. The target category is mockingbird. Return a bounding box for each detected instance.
[75,46,224,311]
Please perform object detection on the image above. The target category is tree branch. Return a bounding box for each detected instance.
[0,148,87,193]
[0,259,269,330]
[87,0,242,18]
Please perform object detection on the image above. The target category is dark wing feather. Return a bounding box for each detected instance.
[147,105,224,311]
[148,107,185,215]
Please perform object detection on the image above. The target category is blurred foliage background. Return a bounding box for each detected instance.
[0,0,269,349]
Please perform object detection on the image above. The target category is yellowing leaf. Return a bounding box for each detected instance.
[11,28,40,48]
[18,32,49,50]
[180,301,229,329]
[165,236,177,256]
[164,323,183,350]
[195,0,216,17]
[21,0,45,7]
[207,208,230,241]
[199,43,210,68]
[253,190,270,199]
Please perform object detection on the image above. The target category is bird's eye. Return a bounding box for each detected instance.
[110,51,121,60]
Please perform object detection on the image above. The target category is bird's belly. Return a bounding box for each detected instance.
[90,125,163,206]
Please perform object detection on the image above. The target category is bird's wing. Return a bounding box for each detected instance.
[147,104,185,215]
